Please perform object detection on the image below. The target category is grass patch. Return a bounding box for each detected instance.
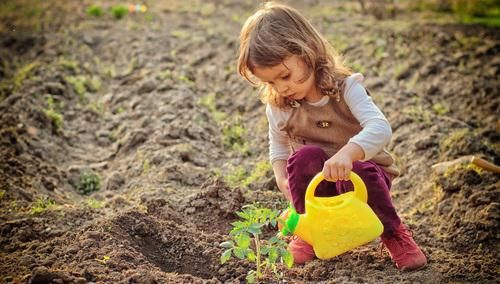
[65,75,87,100]
[44,96,64,132]
[439,128,469,155]
[243,161,272,187]
[408,0,500,27]
[177,75,195,85]
[1,60,40,100]
[85,198,104,209]
[13,61,39,90]
[221,165,248,188]
[197,92,227,122]
[221,161,272,189]
[111,5,128,19]
[88,101,105,115]
[64,75,101,101]
[432,103,449,115]
[222,122,251,155]
[197,93,250,155]
[158,69,173,80]
[374,38,388,61]
[86,76,101,92]
[30,197,55,215]
[402,104,433,126]
[58,58,79,73]
[443,161,482,177]
[86,5,104,17]
[77,171,101,195]
[326,34,349,53]
[44,108,64,132]
[113,106,125,115]
[143,159,150,173]
[460,15,500,27]
[198,93,254,156]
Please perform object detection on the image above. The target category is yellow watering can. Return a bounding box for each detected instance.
[280,172,384,260]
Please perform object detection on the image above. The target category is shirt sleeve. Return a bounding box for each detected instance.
[343,75,392,161]
[266,104,291,164]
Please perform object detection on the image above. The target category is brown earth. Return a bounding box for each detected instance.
[0,0,499,283]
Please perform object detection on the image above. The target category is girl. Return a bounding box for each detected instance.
[237,2,427,271]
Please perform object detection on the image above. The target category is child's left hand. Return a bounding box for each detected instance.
[323,152,353,181]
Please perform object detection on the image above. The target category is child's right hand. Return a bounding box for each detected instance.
[323,152,353,181]
[323,143,364,181]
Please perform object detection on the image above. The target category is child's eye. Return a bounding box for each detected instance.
[282,74,290,80]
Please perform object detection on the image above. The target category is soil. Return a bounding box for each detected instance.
[0,0,499,283]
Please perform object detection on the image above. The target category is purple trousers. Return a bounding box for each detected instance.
[287,145,401,236]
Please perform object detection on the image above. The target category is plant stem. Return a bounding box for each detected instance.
[254,234,261,279]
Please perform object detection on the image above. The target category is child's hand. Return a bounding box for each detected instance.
[277,178,292,201]
[277,208,290,231]
[323,152,353,181]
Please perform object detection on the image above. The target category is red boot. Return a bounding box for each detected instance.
[289,236,316,264]
[381,223,427,271]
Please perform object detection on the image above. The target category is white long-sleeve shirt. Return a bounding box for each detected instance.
[266,73,392,164]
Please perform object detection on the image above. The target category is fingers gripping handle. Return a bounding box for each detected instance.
[305,172,368,204]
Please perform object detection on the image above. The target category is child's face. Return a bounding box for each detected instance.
[252,55,320,103]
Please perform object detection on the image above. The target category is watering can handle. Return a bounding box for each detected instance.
[305,172,368,203]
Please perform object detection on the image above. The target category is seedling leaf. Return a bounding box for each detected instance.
[235,233,251,249]
[220,241,233,249]
[234,247,248,259]
[221,249,232,264]
[282,249,294,268]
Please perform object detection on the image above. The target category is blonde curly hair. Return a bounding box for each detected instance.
[237,2,352,108]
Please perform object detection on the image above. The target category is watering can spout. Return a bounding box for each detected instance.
[279,206,313,245]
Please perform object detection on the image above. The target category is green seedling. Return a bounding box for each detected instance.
[222,165,248,188]
[197,92,227,123]
[59,58,79,73]
[30,197,55,215]
[13,61,39,91]
[44,96,64,132]
[220,205,293,283]
[44,108,63,131]
[86,76,101,92]
[142,159,150,173]
[95,255,110,264]
[85,198,104,209]
[177,75,195,85]
[77,171,101,195]
[111,5,128,19]
[64,75,87,100]
[243,161,272,187]
[223,161,273,189]
[432,103,449,115]
[222,123,250,155]
[86,5,103,17]
[88,101,105,115]
[114,106,125,114]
